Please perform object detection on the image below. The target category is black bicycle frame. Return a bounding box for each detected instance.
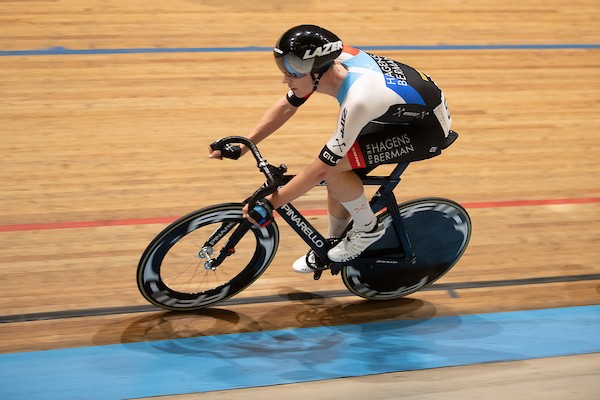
[276,162,416,263]
[205,136,419,269]
[276,202,330,261]
[363,162,416,263]
[201,162,416,272]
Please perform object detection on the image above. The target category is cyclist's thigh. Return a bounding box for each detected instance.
[330,155,353,172]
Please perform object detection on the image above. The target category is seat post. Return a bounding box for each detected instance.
[363,162,416,263]
[383,190,417,263]
[363,162,410,213]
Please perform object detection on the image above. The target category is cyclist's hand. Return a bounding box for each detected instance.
[244,199,274,227]
[209,140,241,160]
[208,145,222,159]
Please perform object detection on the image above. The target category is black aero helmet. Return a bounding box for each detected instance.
[274,24,343,79]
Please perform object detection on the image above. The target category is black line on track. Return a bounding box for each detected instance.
[2,274,598,324]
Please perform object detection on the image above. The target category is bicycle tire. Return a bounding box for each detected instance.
[341,197,471,300]
[137,203,279,311]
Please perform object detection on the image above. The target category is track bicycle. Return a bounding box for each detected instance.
[137,134,471,311]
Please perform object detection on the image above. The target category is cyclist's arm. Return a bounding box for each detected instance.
[322,75,390,163]
[266,157,333,209]
[243,95,298,155]
[265,79,389,208]
[244,156,330,224]
[209,95,298,159]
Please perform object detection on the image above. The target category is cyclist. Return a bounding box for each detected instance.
[209,24,453,273]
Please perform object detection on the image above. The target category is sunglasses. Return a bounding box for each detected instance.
[283,70,307,79]
[275,52,310,79]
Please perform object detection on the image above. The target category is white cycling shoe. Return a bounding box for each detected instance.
[292,223,386,272]
[292,251,318,274]
[327,223,386,262]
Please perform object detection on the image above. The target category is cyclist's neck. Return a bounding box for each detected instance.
[314,62,347,97]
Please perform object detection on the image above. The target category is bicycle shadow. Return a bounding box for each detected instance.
[109,291,470,351]
[274,290,436,328]
[111,307,260,346]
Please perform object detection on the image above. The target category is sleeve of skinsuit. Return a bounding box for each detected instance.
[318,71,391,166]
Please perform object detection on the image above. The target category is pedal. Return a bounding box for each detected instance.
[306,248,332,276]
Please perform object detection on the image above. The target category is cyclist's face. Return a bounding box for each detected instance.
[282,72,313,97]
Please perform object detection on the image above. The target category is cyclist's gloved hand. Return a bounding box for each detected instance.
[209,140,241,160]
[248,199,274,227]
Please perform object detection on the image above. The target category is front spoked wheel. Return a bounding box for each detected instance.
[342,198,471,300]
[137,203,279,311]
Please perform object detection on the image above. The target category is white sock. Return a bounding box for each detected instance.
[341,193,377,232]
[328,215,351,238]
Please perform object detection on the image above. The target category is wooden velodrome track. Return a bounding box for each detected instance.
[1,0,599,398]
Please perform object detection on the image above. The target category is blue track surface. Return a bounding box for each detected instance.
[0,305,598,399]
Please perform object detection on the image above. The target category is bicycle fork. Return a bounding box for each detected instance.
[199,219,253,270]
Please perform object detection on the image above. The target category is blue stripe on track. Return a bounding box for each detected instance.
[0,304,598,399]
[0,43,599,57]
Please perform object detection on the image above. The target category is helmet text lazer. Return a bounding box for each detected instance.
[303,41,343,59]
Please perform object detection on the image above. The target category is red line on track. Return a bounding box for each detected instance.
[1,197,598,233]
